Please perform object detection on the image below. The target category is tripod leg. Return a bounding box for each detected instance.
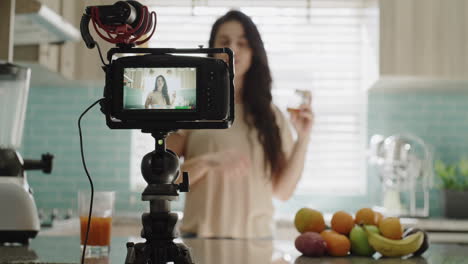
[125,242,150,264]
[124,242,135,264]
[173,243,194,264]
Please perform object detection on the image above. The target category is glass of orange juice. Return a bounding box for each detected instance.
[78,191,115,257]
[286,89,312,114]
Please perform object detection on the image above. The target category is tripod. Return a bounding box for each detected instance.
[125,131,194,264]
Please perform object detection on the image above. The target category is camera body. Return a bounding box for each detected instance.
[100,47,234,130]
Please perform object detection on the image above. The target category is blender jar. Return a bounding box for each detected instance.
[0,63,31,149]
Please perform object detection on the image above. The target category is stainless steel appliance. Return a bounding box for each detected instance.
[369,134,433,217]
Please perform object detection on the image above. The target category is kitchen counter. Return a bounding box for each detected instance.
[1,235,468,264]
[42,216,468,243]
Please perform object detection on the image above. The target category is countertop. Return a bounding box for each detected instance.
[2,235,468,264]
[3,217,468,263]
[42,217,468,244]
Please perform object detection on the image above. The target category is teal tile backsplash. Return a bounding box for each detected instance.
[368,79,468,217]
[22,85,145,215]
[21,79,468,218]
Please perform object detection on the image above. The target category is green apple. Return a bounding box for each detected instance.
[349,225,377,256]
[364,225,380,235]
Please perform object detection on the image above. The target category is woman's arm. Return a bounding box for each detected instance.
[145,94,152,108]
[178,150,250,186]
[169,91,176,106]
[272,104,314,201]
[177,155,212,186]
[167,131,208,186]
[167,131,186,157]
[273,136,310,201]
[167,132,250,186]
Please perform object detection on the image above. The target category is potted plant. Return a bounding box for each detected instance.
[435,158,468,219]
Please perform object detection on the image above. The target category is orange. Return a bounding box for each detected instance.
[331,211,354,235]
[320,229,339,238]
[294,208,326,233]
[374,212,384,225]
[355,208,376,225]
[379,217,403,240]
[320,231,351,257]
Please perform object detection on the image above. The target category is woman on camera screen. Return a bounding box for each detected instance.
[167,10,313,238]
[144,75,175,109]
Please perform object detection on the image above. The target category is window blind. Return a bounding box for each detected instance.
[131,0,375,195]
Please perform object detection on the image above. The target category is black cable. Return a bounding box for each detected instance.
[78,98,104,264]
[96,42,109,66]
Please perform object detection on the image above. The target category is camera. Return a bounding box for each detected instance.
[79,0,235,131]
[100,48,234,131]
[102,48,234,131]
[79,2,234,263]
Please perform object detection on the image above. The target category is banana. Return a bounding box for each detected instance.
[363,227,424,257]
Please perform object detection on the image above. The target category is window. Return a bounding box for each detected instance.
[130,0,378,196]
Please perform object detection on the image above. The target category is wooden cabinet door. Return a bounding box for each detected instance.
[380,0,468,79]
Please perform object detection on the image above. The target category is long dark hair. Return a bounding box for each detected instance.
[154,75,170,105]
[209,10,286,180]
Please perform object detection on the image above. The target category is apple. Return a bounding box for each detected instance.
[349,225,377,256]
[294,232,327,257]
[364,225,380,234]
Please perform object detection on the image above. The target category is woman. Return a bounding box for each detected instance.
[144,75,175,108]
[167,10,313,238]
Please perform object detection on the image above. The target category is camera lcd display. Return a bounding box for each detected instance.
[123,67,196,110]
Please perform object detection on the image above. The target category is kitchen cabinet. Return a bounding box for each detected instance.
[8,0,82,86]
[5,0,118,86]
[12,0,117,85]
[380,0,468,79]
[0,0,15,62]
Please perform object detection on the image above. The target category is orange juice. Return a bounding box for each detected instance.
[80,216,112,246]
[287,107,301,113]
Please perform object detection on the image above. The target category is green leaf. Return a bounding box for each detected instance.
[459,158,468,177]
[448,165,457,178]
[435,160,461,190]
[435,160,447,175]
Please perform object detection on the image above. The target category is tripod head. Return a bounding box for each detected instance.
[141,133,178,185]
[140,130,189,200]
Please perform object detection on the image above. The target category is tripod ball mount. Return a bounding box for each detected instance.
[125,130,194,264]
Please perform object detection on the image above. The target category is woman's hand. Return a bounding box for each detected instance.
[204,150,251,179]
[179,149,250,186]
[289,103,314,142]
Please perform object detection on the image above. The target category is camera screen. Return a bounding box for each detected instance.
[123,67,196,110]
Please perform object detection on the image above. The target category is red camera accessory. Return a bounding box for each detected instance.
[81,1,157,48]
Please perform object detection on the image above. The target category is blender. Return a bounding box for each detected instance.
[369,134,433,217]
[0,63,54,244]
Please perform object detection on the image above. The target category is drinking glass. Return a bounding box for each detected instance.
[286,89,311,113]
[78,191,115,257]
